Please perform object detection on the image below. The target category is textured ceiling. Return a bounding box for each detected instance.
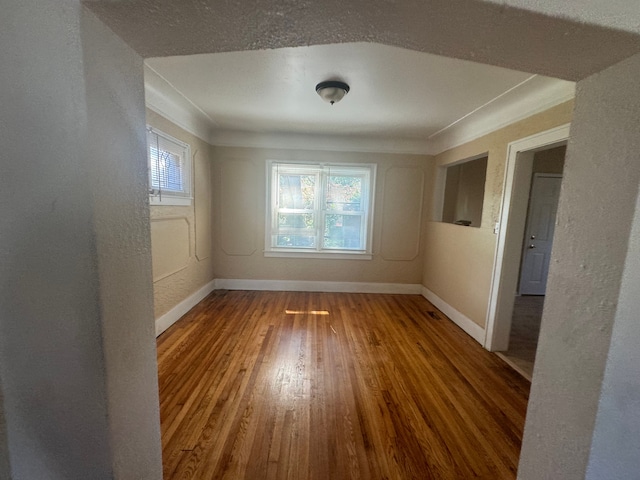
[479,0,640,35]
[86,0,640,81]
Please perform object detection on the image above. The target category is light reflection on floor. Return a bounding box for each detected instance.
[285,310,330,315]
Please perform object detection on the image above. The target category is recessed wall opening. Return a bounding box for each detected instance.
[498,144,566,379]
[440,154,488,227]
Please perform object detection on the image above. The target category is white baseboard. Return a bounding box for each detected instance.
[155,280,482,340]
[421,286,485,345]
[215,278,423,295]
[155,279,216,337]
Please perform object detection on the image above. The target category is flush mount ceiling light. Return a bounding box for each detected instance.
[315,80,350,105]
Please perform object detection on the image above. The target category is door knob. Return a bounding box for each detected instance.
[529,244,536,249]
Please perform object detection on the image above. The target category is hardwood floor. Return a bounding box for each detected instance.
[157,290,530,480]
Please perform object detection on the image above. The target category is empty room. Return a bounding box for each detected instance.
[145,41,572,478]
[3,1,640,480]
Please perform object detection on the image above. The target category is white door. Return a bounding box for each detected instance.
[519,174,562,295]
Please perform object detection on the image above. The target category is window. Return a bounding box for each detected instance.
[147,126,192,206]
[441,155,487,227]
[266,162,376,258]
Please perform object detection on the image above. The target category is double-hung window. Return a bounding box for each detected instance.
[147,126,192,206]
[266,161,376,258]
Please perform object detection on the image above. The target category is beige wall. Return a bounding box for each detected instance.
[212,146,431,284]
[422,101,574,327]
[146,109,215,318]
[146,102,571,319]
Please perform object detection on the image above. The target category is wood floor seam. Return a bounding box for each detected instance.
[157,290,530,479]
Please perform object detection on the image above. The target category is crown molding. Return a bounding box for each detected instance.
[427,76,575,155]
[143,64,213,143]
[209,130,432,155]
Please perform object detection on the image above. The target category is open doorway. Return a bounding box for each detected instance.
[484,124,570,375]
[499,146,566,378]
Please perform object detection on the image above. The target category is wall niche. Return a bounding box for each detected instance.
[441,155,488,228]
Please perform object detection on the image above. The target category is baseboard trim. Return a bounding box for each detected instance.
[215,278,423,295]
[421,286,485,345]
[154,281,481,339]
[155,279,216,337]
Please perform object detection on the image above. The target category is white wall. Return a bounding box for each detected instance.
[518,52,640,480]
[0,1,162,478]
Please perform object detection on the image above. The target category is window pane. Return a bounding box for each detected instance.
[324,214,362,249]
[277,213,315,230]
[276,213,316,248]
[279,174,316,209]
[149,146,184,192]
[276,234,316,248]
[326,175,362,212]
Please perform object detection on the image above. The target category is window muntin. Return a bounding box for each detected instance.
[147,127,192,206]
[267,162,375,256]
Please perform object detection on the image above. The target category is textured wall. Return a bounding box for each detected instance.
[422,101,573,327]
[212,146,431,284]
[0,2,112,477]
[0,384,7,479]
[0,1,162,477]
[81,10,163,478]
[146,109,215,318]
[518,52,640,480]
[587,176,640,479]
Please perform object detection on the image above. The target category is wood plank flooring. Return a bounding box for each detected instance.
[157,290,530,480]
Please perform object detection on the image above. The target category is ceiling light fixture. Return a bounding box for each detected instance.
[315,80,350,105]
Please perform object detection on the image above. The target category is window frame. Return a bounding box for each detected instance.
[265,161,376,259]
[147,126,192,206]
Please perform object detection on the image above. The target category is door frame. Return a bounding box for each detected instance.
[484,124,570,352]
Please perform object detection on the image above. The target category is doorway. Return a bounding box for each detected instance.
[484,124,570,365]
[499,147,566,378]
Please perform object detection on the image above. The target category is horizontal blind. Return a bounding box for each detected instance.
[147,128,190,198]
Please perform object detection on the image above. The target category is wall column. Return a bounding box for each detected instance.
[518,52,640,479]
[0,1,162,478]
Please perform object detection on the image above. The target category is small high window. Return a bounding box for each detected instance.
[147,126,192,206]
[265,162,375,258]
[441,155,487,227]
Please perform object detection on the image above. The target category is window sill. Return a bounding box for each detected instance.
[149,196,192,207]
[264,250,372,260]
